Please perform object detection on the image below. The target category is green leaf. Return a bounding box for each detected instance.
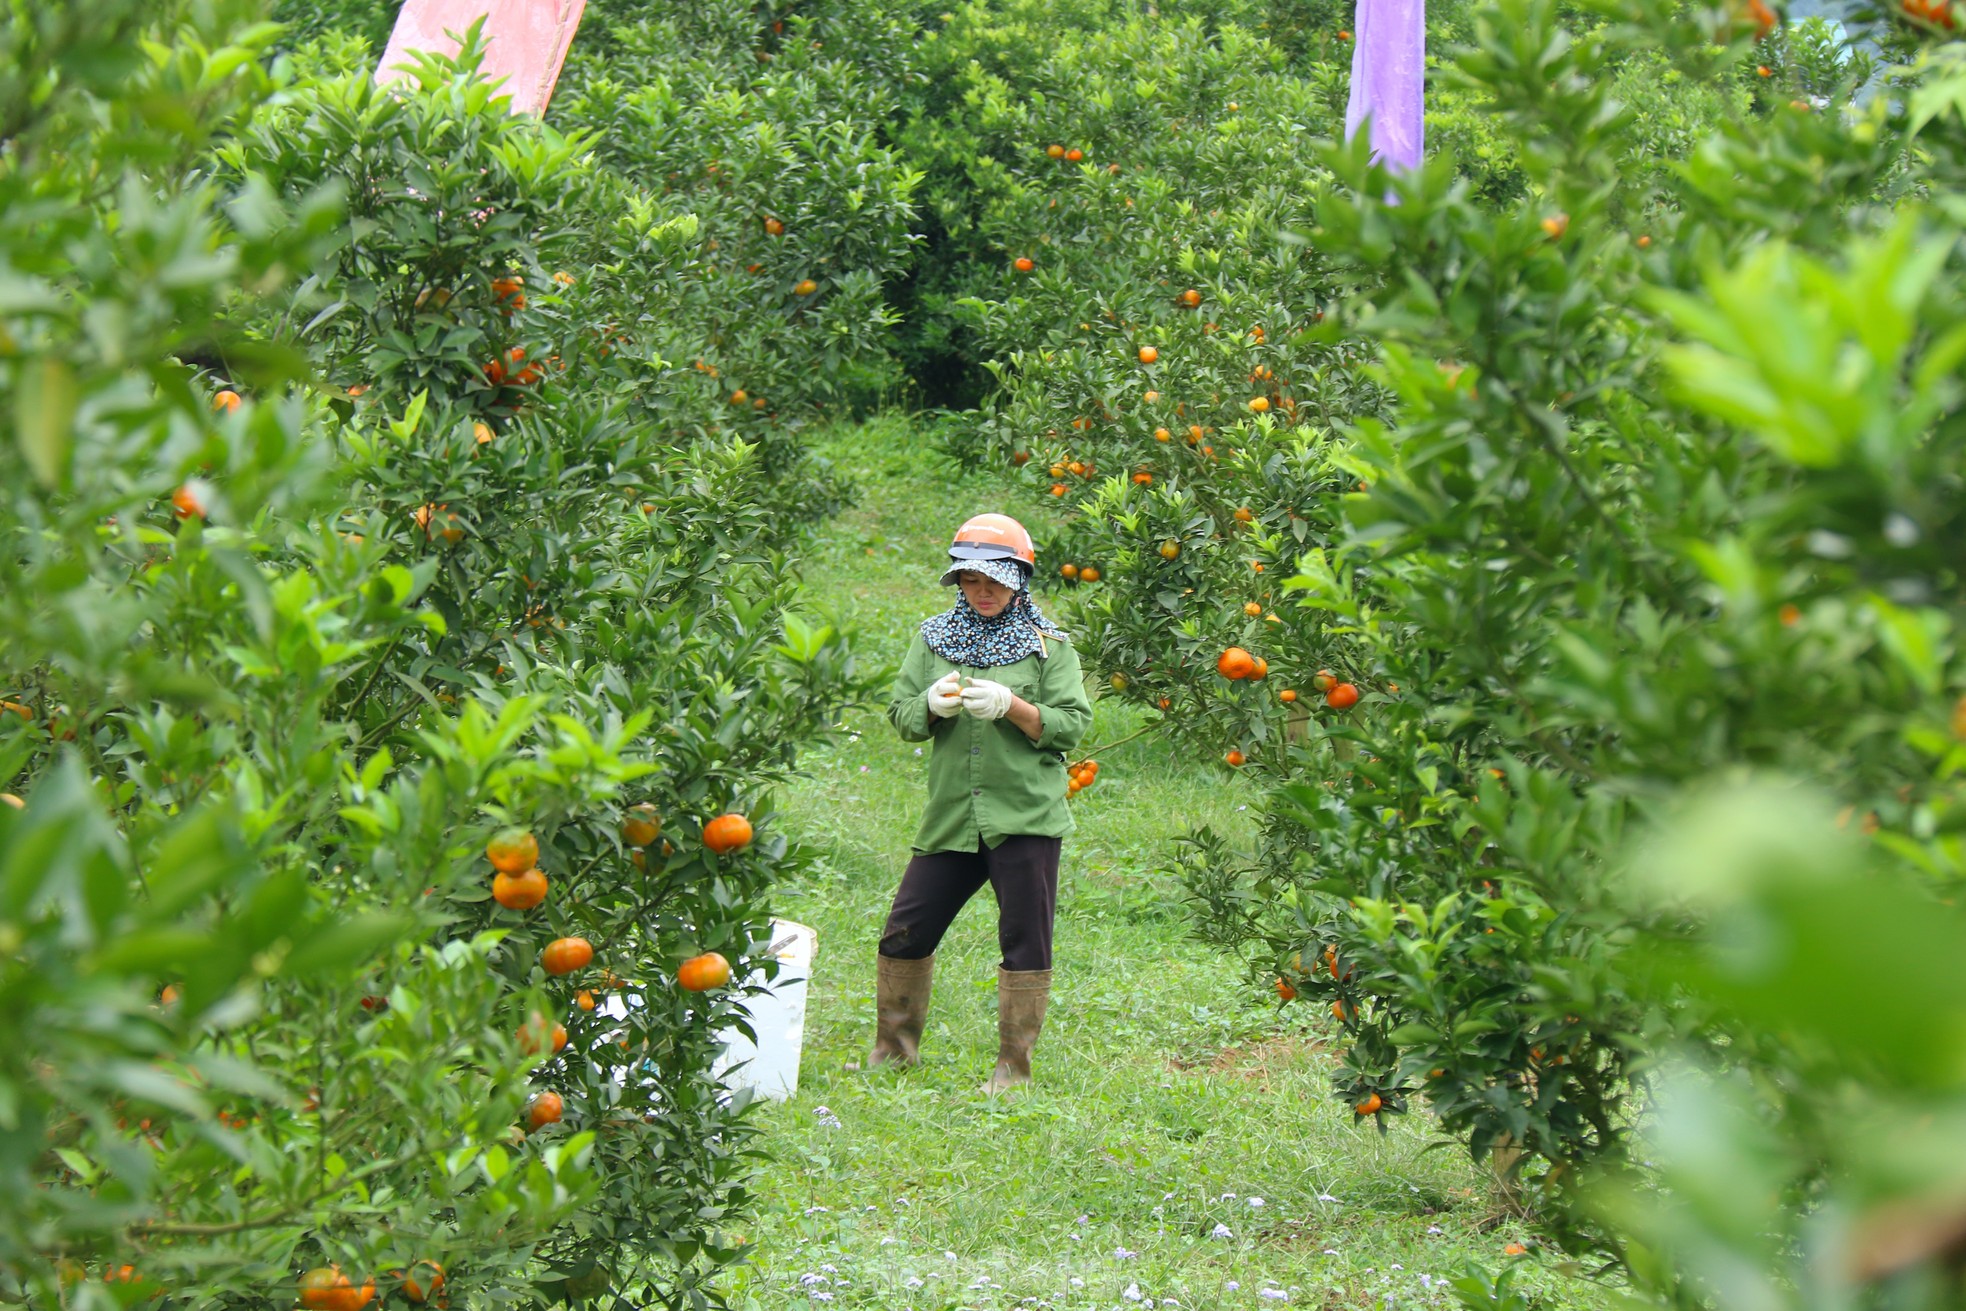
[14,357,77,488]
[280,912,414,976]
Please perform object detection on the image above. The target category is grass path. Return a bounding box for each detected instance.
[715,418,1603,1311]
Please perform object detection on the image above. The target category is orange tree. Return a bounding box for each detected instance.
[935,0,1966,1293]
[1,10,870,1309]
[550,0,926,469]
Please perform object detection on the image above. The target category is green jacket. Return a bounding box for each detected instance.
[887,630,1095,853]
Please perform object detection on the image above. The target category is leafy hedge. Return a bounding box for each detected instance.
[1,12,874,1309]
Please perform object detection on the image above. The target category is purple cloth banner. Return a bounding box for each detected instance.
[1344,0,1427,173]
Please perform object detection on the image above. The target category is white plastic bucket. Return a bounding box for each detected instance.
[710,919,816,1102]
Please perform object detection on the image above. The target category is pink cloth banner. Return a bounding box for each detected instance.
[1343,0,1427,173]
[374,0,588,116]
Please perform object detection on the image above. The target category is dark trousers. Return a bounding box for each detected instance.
[877,835,1062,972]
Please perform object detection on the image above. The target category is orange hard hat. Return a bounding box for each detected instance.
[949,513,1036,570]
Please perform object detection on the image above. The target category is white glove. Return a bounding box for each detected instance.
[926,672,964,718]
[960,677,1014,721]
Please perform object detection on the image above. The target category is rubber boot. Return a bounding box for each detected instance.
[866,952,935,1068]
[980,967,1052,1094]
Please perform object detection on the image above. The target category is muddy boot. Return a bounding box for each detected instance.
[866,952,935,1068]
[980,967,1052,1094]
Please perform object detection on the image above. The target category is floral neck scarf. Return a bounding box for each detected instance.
[919,590,1066,668]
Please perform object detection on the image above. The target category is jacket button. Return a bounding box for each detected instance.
[972,788,982,796]
[971,746,981,755]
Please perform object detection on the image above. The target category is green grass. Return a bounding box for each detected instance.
[717,417,1608,1311]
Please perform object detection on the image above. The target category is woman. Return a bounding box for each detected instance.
[869,513,1093,1093]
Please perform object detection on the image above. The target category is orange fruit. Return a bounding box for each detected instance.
[1778,603,1801,627]
[1312,669,1337,691]
[1275,977,1296,1001]
[731,389,748,405]
[517,1013,568,1055]
[577,989,596,1011]
[299,1266,349,1310]
[1154,427,1172,442]
[492,867,548,910]
[1047,144,1065,158]
[1159,540,1180,560]
[1216,647,1255,680]
[1138,346,1159,364]
[541,937,593,976]
[703,812,753,854]
[1327,683,1360,710]
[1234,506,1255,523]
[1180,288,1202,308]
[1065,148,1083,161]
[1332,999,1354,1020]
[1014,257,1035,271]
[793,279,818,296]
[677,951,733,991]
[1050,483,1068,497]
[526,1090,564,1130]
[621,803,662,847]
[1078,566,1101,583]
[1541,213,1570,240]
[474,421,494,445]
[402,1260,445,1304]
[1737,0,1778,34]
[1250,657,1268,680]
[1244,601,1262,617]
[1355,1093,1383,1115]
[171,482,208,520]
[1188,424,1205,443]
[1248,396,1270,413]
[1504,1242,1529,1257]
[1061,563,1080,579]
[1011,450,1031,465]
[1133,472,1153,485]
[1225,749,1245,767]
[764,217,785,235]
[1157,697,1171,710]
[212,389,241,413]
[1279,688,1297,703]
[487,830,539,874]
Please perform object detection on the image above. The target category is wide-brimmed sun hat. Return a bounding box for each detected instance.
[938,556,1027,590]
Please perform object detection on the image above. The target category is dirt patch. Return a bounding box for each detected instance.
[1167,1031,1327,1086]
